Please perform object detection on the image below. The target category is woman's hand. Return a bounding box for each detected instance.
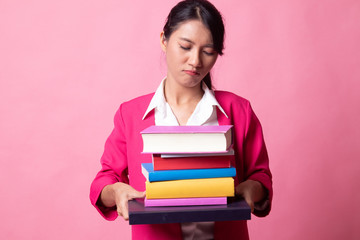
[235,179,265,213]
[100,182,146,220]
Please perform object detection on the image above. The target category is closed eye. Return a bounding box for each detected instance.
[203,51,215,56]
[180,45,190,50]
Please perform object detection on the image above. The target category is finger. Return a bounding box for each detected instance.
[249,202,255,213]
[119,198,129,221]
[117,209,123,217]
[115,195,127,219]
[116,201,123,217]
[116,200,123,217]
[244,195,254,213]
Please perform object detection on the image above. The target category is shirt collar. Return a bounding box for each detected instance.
[142,78,228,120]
[142,77,167,120]
[201,82,228,118]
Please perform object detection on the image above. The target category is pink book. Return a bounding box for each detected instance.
[141,125,233,134]
[144,197,227,207]
[141,125,233,153]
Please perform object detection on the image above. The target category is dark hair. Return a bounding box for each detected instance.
[163,0,225,89]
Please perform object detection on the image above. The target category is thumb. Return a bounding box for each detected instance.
[128,190,146,200]
[244,194,254,213]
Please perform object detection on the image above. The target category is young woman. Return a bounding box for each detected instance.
[90,0,272,239]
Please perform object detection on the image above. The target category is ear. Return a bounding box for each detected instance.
[160,31,167,53]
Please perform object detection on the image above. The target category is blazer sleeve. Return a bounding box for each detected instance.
[89,104,129,220]
[243,102,273,217]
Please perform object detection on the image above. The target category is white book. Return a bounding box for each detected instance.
[141,125,233,154]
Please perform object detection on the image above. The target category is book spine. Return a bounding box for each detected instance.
[145,165,236,182]
[144,197,227,207]
[145,177,235,199]
[153,154,233,170]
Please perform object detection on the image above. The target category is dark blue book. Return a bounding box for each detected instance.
[128,198,251,225]
[141,163,236,182]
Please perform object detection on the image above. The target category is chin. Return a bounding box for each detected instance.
[182,76,203,87]
[181,79,202,88]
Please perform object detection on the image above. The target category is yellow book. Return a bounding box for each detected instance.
[145,177,234,199]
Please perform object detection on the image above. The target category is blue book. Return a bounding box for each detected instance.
[141,163,236,182]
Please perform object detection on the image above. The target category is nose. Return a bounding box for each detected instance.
[188,50,202,68]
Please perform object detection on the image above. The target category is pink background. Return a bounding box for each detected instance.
[1,0,359,239]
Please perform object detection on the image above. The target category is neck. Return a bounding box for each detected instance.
[164,79,204,106]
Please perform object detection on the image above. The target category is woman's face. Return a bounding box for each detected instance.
[161,20,218,89]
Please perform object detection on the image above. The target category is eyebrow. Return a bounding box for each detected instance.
[179,37,214,48]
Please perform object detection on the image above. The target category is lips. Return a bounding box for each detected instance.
[184,70,200,76]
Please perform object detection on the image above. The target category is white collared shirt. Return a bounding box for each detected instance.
[143,78,228,126]
[143,78,228,240]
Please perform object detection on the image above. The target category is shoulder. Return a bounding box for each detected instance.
[120,92,154,111]
[122,92,154,106]
[113,92,155,122]
[214,90,250,109]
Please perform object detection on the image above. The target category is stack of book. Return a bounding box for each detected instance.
[140,125,236,207]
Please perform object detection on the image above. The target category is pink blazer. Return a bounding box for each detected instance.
[90,91,273,240]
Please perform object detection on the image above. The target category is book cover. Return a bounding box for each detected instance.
[153,153,234,170]
[145,177,234,199]
[142,163,236,182]
[141,125,233,153]
[144,197,227,207]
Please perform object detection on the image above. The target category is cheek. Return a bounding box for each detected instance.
[167,48,186,65]
[204,57,217,70]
